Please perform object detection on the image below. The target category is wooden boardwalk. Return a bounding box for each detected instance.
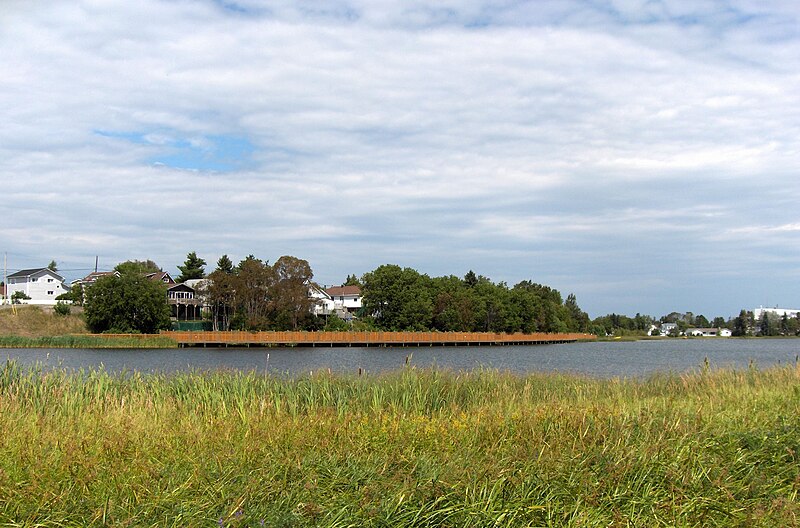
[160,330,596,348]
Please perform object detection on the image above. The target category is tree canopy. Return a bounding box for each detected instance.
[204,255,317,331]
[115,260,161,276]
[359,265,590,333]
[84,273,171,333]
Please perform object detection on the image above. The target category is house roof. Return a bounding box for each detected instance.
[7,267,65,281]
[326,285,361,297]
[76,271,119,283]
[167,283,195,292]
[145,271,175,284]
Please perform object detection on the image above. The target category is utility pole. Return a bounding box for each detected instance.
[95,255,98,273]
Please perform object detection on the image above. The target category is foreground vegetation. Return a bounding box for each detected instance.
[1,364,798,526]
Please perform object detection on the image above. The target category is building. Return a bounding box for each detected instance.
[686,328,732,337]
[753,306,800,321]
[660,322,679,336]
[145,271,176,285]
[167,283,202,321]
[6,267,69,305]
[71,271,120,289]
[325,285,362,314]
[310,285,363,321]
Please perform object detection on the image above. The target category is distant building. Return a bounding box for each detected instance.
[6,267,69,305]
[686,328,732,337]
[753,306,800,321]
[660,322,679,336]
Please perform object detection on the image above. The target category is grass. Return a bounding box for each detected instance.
[0,334,178,349]
[0,305,88,337]
[0,305,178,348]
[0,365,798,527]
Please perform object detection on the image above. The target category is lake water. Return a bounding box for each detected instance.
[2,339,799,378]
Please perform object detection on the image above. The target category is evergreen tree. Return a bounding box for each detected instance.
[760,312,771,336]
[177,251,206,282]
[215,254,234,274]
[47,260,58,272]
[343,274,361,287]
[732,309,749,336]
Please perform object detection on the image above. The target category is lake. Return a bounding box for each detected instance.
[2,338,799,378]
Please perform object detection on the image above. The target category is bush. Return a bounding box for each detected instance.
[53,301,71,316]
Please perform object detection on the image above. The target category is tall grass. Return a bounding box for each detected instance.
[0,305,87,337]
[0,363,798,526]
[0,334,178,349]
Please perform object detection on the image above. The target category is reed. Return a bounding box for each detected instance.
[0,363,797,526]
[0,334,178,349]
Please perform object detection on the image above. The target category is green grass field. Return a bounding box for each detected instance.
[0,363,798,527]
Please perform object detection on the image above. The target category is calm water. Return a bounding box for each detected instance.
[2,339,799,378]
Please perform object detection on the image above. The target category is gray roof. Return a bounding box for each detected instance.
[7,267,65,281]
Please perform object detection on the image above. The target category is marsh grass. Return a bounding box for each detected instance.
[0,334,178,349]
[0,363,798,526]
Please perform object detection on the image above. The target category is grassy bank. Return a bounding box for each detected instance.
[0,364,798,526]
[0,305,87,337]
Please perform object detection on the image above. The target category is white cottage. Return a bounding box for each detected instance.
[6,267,69,305]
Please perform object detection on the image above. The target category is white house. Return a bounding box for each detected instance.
[325,285,362,313]
[686,327,732,337]
[6,267,69,305]
[660,322,679,336]
[310,285,362,320]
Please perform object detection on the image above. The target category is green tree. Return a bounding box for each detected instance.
[780,313,790,335]
[695,314,710,328]
[233,256,274,330]
[759,312,771,336]
[204,269,236,331]
[361,264,433,330]
[732,309,750,336]
[177,251,207,282]
[270,255,316,330]
[47,260,58,272]
[115,260,161,276]
[343,274,361,287]
[84,273,171,333]
[215,254,234,274]
[11,291,31,304]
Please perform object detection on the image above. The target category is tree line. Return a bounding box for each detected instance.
[77,252,592,335]
[590,309,800,337]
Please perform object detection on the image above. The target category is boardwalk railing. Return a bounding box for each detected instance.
[159,330,596,347]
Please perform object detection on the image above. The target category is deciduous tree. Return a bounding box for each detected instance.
[84,273,171,333]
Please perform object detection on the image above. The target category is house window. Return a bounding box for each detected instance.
[47,278,54,282]
[47,291,54,295]
[31,278,38,282]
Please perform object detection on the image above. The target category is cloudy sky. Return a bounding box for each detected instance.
[2,0,798,318]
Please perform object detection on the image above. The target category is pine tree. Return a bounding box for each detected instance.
[177,251,206,282]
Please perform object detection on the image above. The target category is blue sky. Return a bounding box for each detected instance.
[1,0,799,319]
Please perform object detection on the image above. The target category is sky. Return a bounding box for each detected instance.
[1,0,799,319]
